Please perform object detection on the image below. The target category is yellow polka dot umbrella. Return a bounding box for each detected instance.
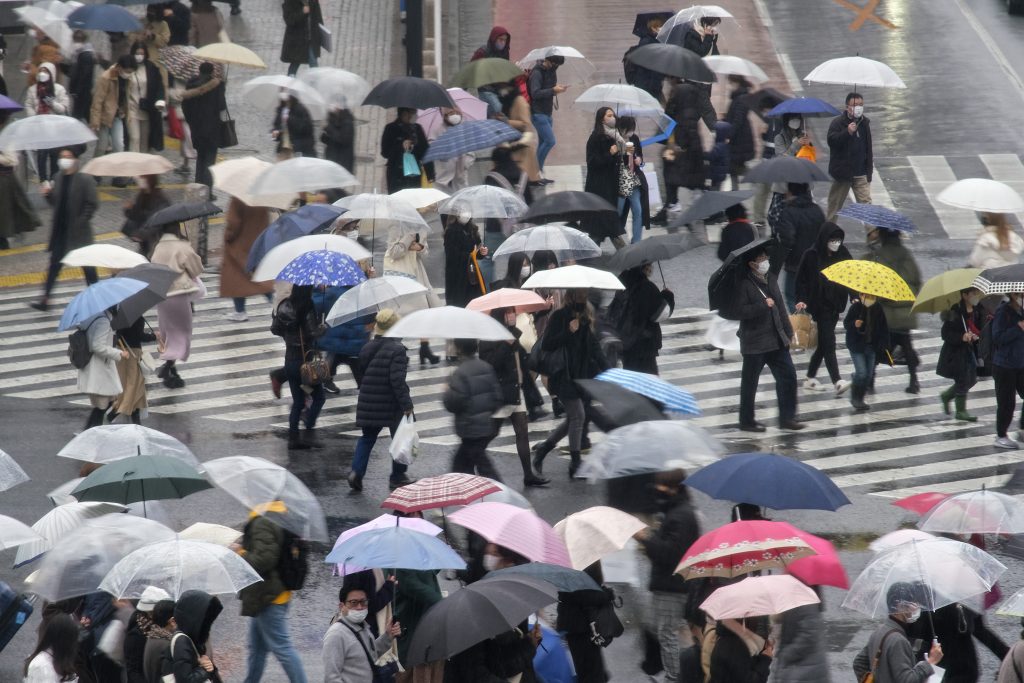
[821,260,914,302]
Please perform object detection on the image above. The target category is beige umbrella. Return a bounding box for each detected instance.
[194,42,267,69]
[62,244,148,269]
[81,152,174,177]
[179,522,242,547]
[210,156,295,210]
[554,506,647,570]
[391,187,450,210]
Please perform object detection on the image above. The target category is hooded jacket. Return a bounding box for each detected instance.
[25,62,69,116]
[772,603,831,683]
[239,512,288,617]
[163,590,222,683]
[775,193,826,273]
[471,26,511,61]
[795,223,852,318]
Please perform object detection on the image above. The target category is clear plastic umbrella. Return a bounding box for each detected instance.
[383,306,514,341]
[0,114,96,151]
[15,5,74,53]
[703,55,769,84]
[99,539,261,599]
[918,488,1024,534]
[492,224,601,261]
[56,425,199,467]
[438,185,528,220]
[579,421,725,480]
[325,275,428,326]
[249,157,358,196]
[242,75,328,121]
[251,234,371,282]
[521,264,625,291]
[298,67,371,109]
[0,514,42,551]
[869,529,934,554]
[390,187,450,209]
[658,5,735,43]
[178,522,242,547]
[333,193,429,233]
[517,46,594,83]
[14,502,126,567]
[0,448,29,492]
[574,83,661,111]
[202,456,328,542]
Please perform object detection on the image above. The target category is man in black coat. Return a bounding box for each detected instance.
[774,182,826,309]
[443,338,504,479]
[826,91,873,220]
[180,62,224,191]
[627,17,666,101]
[67,31,95,122]
[281,0,322,76]
[162,1,191,45]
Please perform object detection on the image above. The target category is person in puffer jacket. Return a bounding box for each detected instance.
[443,338,504,479]
[313,284,372,394]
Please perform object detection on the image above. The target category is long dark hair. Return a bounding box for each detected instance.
[289,284,315,319]
[592,107,613,136]
[25,613,78,680]
[504,252,529,287]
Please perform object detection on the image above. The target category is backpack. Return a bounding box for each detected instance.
[68,318,99,369]
[276,528,309,591]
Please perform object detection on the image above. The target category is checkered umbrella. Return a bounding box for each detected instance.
[422,119,522,163]
[596,368,700,416]
[381,473,501,513]
[275,250,366,287]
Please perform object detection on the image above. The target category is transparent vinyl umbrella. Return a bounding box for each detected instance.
[249,157,358,196]
[14,502,126,568]
[578,420,725,480]
[241,75,328,121]
[492,224,601,262]
[0,448,29,492]
[298,67,371,108]
[57,424,199,466]
[0,515,42,552]
[333,192,429,233]
[325,275,428,326]
[0,115,96,151]
[383,306,514,341]
[918,488,1024,534]
[438,185,528,220]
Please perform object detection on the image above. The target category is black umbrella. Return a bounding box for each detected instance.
[742,157,830,185]
[974,264,1024,294]
[672,189,755,227]
[708,237,774,312]
[632,11,674,37]
[141,201,222,232]
[405,576,559,665]
[607,233,701,278]
[740,87,791,119]
[626,43,717,83]
[111,263,176,329]
[363,76,456,110]
[518,191,618,225]
[575,379,666,427]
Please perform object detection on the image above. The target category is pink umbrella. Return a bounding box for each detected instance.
[466,288,551,314]
[418,88,489,140]
[676,520,816,579]
[448,502,572,567]
[786,532,849,589]
[892,492,949,516]
[700,575,821,620]
[331,514,442,576]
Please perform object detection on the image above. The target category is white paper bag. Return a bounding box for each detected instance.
[389,416,419,466]
[643,170,662,210]
[926,664,944,683]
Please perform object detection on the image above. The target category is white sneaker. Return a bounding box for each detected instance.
[224,310,248,322]
[995,436,1020,450]
[40,180,51,192]
[835,380,851,396]
[666,203,680,213]
[803,377,822,391]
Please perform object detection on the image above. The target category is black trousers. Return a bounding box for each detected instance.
[739,348,797,425]
[807,311,841,384]
[566,633,609,683]
[993,364,1024,437]
[194,145,217,189]
[622,351,658,375]
[44,257,96,299]
[451,435,500,481]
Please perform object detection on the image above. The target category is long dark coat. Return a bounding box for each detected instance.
[356,337,413,428]
[47,171,97,257]
[724,84,755,167]
[280,0,323,65]
[380,119,432,193]
[0,166,40,239]
[181,74,224,149]
[273,99,315,157]
[135,59,166,151]
[581,130,624,242]
[321,108,355,172]
[937,303,984,382]
[443,220,482,308]
[541,306,609,400]
[663,82,710,190]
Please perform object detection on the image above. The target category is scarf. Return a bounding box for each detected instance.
[36,83,52,114]
[603,124,626,148]
[140,614,172,641]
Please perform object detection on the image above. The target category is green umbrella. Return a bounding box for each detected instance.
[911,268,983,314]
[450,58,523,90]
[71,455,211,513]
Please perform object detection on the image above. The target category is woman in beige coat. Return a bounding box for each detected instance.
[150,222,203,388]
[384,226,441,365]
[496,82,542,184]
[220,197,274,321]
[78,310,129,430]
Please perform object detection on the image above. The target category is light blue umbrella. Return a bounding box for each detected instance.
[596,368,700,416]
[837,203,916,233]
[422,119,522,163]
[58,278,149,332]
[276,250,367,287]
[324,526,467,571]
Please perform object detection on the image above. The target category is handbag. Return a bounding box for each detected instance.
[859,629,900,683]
[402,151,420,177]
[618,158,641,198]
[219,100,238,148]
[298,329,330,386]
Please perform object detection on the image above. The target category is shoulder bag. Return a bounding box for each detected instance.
[299,328,330,386]
[219,96,238,148]
[618,156,641,198]
[859,628,900,683]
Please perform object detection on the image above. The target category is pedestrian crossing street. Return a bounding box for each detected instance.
[2,275,1020,502]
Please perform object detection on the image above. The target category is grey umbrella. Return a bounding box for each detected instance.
[111,263,176,329]
[742,157,830,184]
[141,201,222,233]
[607,234,701,276]
[672,189,755,226]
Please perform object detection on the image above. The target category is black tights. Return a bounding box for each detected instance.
[496,413,532,479]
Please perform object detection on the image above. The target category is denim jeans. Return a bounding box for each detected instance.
[244,603,308,683]
[739,348,798,425]
[351,423,408,481]
[94,118,125,158]
[619,189,643,244]
[478,89,502,117]
[850,347,876,387]
[532,113,555,169]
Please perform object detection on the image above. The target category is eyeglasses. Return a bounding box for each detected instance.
[344,599,369,608]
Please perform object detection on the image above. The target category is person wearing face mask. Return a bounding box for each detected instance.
[615,116,650,244]
[272,92,316,160]
[321,102,356,172]
[90,57,133,187]
[124,42,166,154]
[323,586,401,681]
[430,107,475,193]
[528,54,566,171]
[990,291,1024,449]
[470,26,512,115]
[853,582,942,683]
[826,92,873,220]
[865,227,922,393]
[381,107,433,192]
[937,288,986,423]
[844,291,890,412]
[582,107,628,249]
[612,263,674,374]
[121,173,171,257]
[280,0,323,76]
[443,209,486,311]
[766,114,812,229]
[24,61,70,190]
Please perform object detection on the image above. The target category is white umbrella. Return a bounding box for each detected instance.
[438,185,528,220]
[869,529,934,554]
[178,522,242,547]
[325,275,428,326]
[522,264,625,291]
[334,192,428,225]
[0,115,96,151]
[210,156,295,209]
[14,502,127,567]
[518,46,594,82]
[554,506,647,570]
[251,234,371,282]
[391,187,450,209]
[658,5,736,42]
[701,575,820,620]
[298,67,371,109]
[703,55,769,84]
[81,152,174,177]
[0,448,29,492]
[249,157,359,196]
[0,514,43,551]
[804,56,906,89]
[57,425,199,467]
[61,244,148,269]
[99,539,261,599]
[573,83,662,111]
[241,74,328,121]
[15,5,74,54]
[918,488,1024,534]
[937,178,1024,214]
[492,224,602,261]
[384,306,514,341]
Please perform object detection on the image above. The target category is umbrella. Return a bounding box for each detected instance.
[450,57,523,89]
[487,563,601,593]
[701,575,821,620]
[203,456,328,541]
[683,452,851,511]
[837,204,916,233]
[249,157,359,196]
[703,55,768,83]
[382,473,501,513]
[141,201,222,233]
[67,4,140,31]
[518,46,594,82]
[573,83,661,111]
[673,189,755,226]
[842,538,1005,618]
[911,269,983,314]
[179,522,242,547]
[0,115,96,151]
[383,306,515,341]
[325,526,465,571]
[417,89,489,139]
[740,86,789,116]
[364,76,455,109]
[466,288,549,314]
[869,529,935,554]
[492,225,601,261]
[518,191,618,225]
[522,265,624,291]
[325,275,428,326]
[574,380,667,427]
[937,178,1024,214]
[13,502,126,568]
[15,7,73,53]
[241,75,327,121]
[997,589,1024,617]
[159,45,224,82]
[676,520,817,579]
[210,156,295,209]
[708,237,774,312]
[81,152,173,177]
[579,420,723,479]
[766,97,840,118]
[804,56,906,89]
[71,455,211,508]
[973,264,1024,295]
[298,67,371,108]
[0,449,29,492]
[391,187,451,209]
[918,488,1024,534]
[57,425,198,466]
[438,184,529,219]
[275,250,367,287]
[434,478,534,520]
[0,515,43,551]
[821,260,915,301]
[110,263,176,329]
[742,156,830,184]
[553,506,647,570]
[335,193,430,231]
[786,532,849,589]
[892,492,951,516]
[247,205,350,272]
[596,368,700,416]
[0,94,23,112]
[58,278,148,332]
[405,576,559,665]
[607,233,700,274]
[61,244,148,270]
[99,539,261,599]
[194,42,266,68]
[329,514,442,575]
[633,11,674,37]
[422,120,522,163]
[626,43,717,82]
[449,502,572,566]
[659,5,735,43]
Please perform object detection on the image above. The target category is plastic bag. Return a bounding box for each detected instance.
[389,416,419,466]
[402,151,420,177]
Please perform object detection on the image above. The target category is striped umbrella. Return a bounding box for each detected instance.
[422,120,522,163]
[382,473,500,513]
[596,368,699,416]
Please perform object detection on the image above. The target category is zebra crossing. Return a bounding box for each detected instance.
[1,274,1018,501]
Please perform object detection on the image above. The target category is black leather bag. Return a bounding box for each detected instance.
[219,117,238,148]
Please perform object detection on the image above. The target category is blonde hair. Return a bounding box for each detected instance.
[985,212,1012,251]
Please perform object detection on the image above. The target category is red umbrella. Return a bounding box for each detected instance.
[786,532,849,590]
[676,520,816,579]
[381,473,500,513]
[892,492,950,516]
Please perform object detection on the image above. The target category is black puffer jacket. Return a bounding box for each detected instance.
[443,357,503,438]
[664,82,715,190]
[724,84,755,166]
[795,222,852,317]
[776,194,826,273]
[356,337,413,428]
[163,590,222,683]
[709,623,771,683]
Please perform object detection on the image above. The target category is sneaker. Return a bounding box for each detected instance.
[995,436,1020,450]
[835,380,851,396]
[322,379,340,394]
[40,180,51,193]
[224,310,248,322]
[665,203,680,213]
[803,377,822,391]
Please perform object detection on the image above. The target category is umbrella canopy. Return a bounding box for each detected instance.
[241,75,328,121]
[742,156,830,184]
[67,4,140,31]
[804,56,906,88]
[0,114,96,151]
[579,420,723,479]
[676,520,816,580]
[673,189,754,226]
[383,306,515,341]
[785,532,849,589]
[194,42,266,68]
[937,178,1024,214]
[518,46,594,82]
[892,492,951,516]
[418,88,488,139]
[522,265,624,291]
[13,502,126,568]
[364,76,455,109]
[203,456,328,542]
[325,275,428,325]
[438,184,529,220]
[391,187,451,209]
[973,264,1024,295]
[250,157,359,196]
[58,278,148,332]
[81,151,173,177]
[766,97,840,118]
[435,478,534,519]
[159,44,224,81]
[518,191,618,225]
[253,233,370,282]
[837,204,916,233]
[0,94,23,112]
[61,244,148,269]
[325,525,465,571]
[869,529,935,554]
[997,589,1024,617]
[422,119,522,163]
[554,506,647,570]
[0,515,43,551]
[450,57,523,89]
[574,83,662,111]
[141,201,222,233]
[488,563,601,593]
[701,575,821,620]
[633,11,674,37]
[179,522,242,547]
[298,67,371,108]
[708,237,774,312]
[821,260,915,301]
[210,156,295,209]
[449,502,572,566]
[406,576,559,665]
[57,425,199,466]
[683,452,850,511]
[99,539,261,599]
[703,55,768,83]
[382,473,501,513]
[740,86,789,115]
[71,455,211,506]
[247,204,349,272]
[911,269,983,314]
[275,250,367,287]
[842,538,1005,617]
[492,224,601,262]
[608,234,700,272]
[574,380,667,428]
[329,514,442,575]
[0,449,29,492]
[658,5,734,43]
[596,368,700,416]
[335,193,430,230]
[466,288,549,314]
[626,43,717,82]
[918,488,1024,534]
[111,263,176,329]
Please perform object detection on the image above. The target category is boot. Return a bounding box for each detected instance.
[84,407,106,430]
[552,396,564,418]
[850,384,870,412]
[568,451,582,479]
[130,409,141,425]
[940,386,956,415]
[531,441,551,475]
[954,395,977,422]
[419,341,440,366]
[519,450,549,487]
[288,431,310,450]
[906,367,920,394]
[651,207,668,226]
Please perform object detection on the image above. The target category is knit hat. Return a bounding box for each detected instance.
[374,308,400,336]
[137,585,172,612]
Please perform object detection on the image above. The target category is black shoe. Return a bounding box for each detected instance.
[528,407,548,422]
[288,434,311,450]
[28,301,49,312]
[552,397,564,418]
[389,475,415,489]
[738,421,766,432]
[779,419,806,431]
[0,237,9,250]
[347,471,363,491]
[531,442,549,474]
[568,451,581,479]
[419,343,440,366]
[906,380,921,395]
[652,208,668,226]
[303,430,324,449]
[230,4,241,13]
[156,362,170,379]
[528,180,546,188]
[323,379,340,395]
[524,474,550,487]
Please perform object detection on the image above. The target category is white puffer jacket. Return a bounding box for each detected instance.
[968,227,1024,269]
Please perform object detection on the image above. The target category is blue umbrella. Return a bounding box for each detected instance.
[67,5,142,31]
[486,563,601,593]
[684,452,851,511]
[837,203,916,233]
[246,204,346,271]
[324,526,466,570]
[276,250,367,287]
[766,97,840,118]
[422,120,522,163]
[58,278,149,332]
[0,95,22,112]
[596,368,700,416]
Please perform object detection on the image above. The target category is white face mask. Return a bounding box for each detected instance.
[754,260,770,275]
[483,554,501,572]
[27,28,36,39]
[967,294,982,307]
[605,116,616,128]
[36,71,50,83]
[862,295,877,308]
[904,606,921,624]
[852,105,864,118]
[134,54,144,63]
[344,609,368,625]
[520,265,531,279]
[57,158,75,171]
[446,113,462,126]
[457,210,472,225]
[827,239,842,252]
[787,118,801,130]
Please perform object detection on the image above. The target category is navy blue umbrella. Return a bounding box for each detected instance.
[422,120,522,163]
[684,452,851,511]
[837,203,916,233]
[67,5,142,31]
[246,204,346,272]
[766,97,840,118]
[486,562,600,593]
